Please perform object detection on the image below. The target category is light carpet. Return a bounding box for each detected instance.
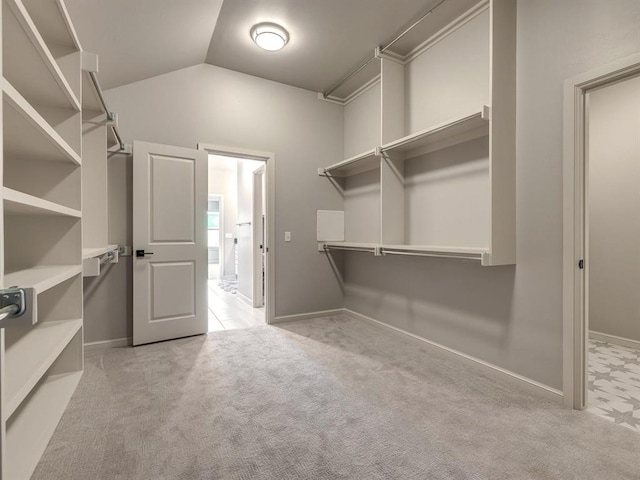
[33,315,640,479]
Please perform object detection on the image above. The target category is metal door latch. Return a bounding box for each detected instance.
[0,287,27,321]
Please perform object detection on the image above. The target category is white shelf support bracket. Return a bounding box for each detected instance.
[80,51,99,74]
[482,104,491,121]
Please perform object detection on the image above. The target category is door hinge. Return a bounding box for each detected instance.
[578,259,584,269]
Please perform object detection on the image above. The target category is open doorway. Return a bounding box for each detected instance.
[584,74,640,432]
[563,53,640,430]
[206,152,267,331]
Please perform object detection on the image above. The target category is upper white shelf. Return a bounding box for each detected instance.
[3,265,82,294]
[3,80,82,165]
[82,245,118,260]
[3,0,81,111]
[320,149,379,177]
[3,187,82,218]
[381,107,490,157]
[4,318,82,418]
[21,0,81,50]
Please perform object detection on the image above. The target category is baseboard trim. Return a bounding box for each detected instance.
[343,309,564,404]
[237,292,253,307]
[84,337,131,350]
[272,309,345,325]
[590,330,640,350]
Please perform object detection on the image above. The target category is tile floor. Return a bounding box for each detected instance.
[208,280,265,332]
[587,340,640,432]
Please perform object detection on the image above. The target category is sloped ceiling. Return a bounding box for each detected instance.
[65,0,224,89]
[65,0,478,96]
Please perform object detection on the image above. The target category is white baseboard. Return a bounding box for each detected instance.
[84,337,131,350]
[272,309,345,325]
[590,330,640,350]
[343,309,564,404]
[237,292,253,307]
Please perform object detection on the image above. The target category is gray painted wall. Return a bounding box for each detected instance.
[83,150,132,344]
[588,75,640,342]
[345,0,640,390]
[84,2,640,394]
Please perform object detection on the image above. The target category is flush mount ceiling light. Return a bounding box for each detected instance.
[250,22,289,51]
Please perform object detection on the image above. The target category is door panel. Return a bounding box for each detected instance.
[151,155,195,243]
[133,141,207,345]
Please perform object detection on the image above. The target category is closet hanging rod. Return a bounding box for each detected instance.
[89,71,125,151]
[381,249,481,262]
[323,245,376,253]
[322,0,448,99]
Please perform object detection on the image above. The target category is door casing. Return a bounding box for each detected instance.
[198,143,276,325]
[562,52,640,409]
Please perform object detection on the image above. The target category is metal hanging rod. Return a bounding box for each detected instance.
[322,54,377,100]
[237,222,252,227]
[89,71,125,151]
[323,245,377,254]
[322,0,448,99]
[381,249,481,262]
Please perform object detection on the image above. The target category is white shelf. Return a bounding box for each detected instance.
[381,107,490,156]
[322,149,379,177]
[4,319,82,417]
[3,0,81,111]
[21,0,81,50]
[82,245,118,259]
[321,242,490,262]
[6,371,82,480]
[320,241,380,253]
[381,244,489,255]
[3,80,82,165]
[4,265,82,294]
[3,187,81,217]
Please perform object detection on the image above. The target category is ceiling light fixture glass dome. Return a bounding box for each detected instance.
[251,22,289,51]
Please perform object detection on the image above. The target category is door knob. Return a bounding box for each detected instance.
[136,249,154,258]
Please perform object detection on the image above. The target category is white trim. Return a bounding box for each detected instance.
[318,75,382,106]
[402,1,489,64]
[84,337,131,350]
[237,291,253,307]
[590,331,640,351]
[343,75,381,105]
[272,309,345,325]
[198,143,276,326]
[563,52,640,410]
[344,309,564,403]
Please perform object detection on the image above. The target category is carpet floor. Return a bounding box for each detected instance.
[33,315,640,480]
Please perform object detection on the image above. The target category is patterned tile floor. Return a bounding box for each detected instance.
[587,340,640,432]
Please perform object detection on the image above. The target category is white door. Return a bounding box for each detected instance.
[252,166,265,308]
[133,141,208,345]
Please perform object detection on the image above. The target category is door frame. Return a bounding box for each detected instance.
[198,143,275,325]
[208,194,224,280]
[252,165,265,308]
[562,52,640,409]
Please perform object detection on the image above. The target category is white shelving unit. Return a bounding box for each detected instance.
[1,0,85,478]
[318,0,515,267]
[80,53,120,276]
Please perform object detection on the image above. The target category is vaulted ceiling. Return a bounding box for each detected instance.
[66,0,475,95]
